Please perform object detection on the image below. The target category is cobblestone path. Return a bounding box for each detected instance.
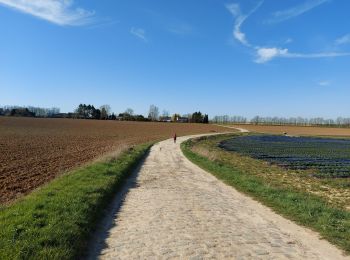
[95,135,347,259]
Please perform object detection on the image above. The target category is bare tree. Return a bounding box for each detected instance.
[100,108,107,119]
[100,105,111,117]
[148,105,159,121]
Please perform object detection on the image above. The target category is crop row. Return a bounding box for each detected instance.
[219,135,350,178]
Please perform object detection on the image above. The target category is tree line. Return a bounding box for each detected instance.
[212,115,350,127]
[0,104,209,124]
[73,104,209,123]
[1,104,348,127]
[0,106,60,118]
[74,104,115,120]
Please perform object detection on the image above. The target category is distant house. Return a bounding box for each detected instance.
[159,116,172,122]
[176,117,189,123]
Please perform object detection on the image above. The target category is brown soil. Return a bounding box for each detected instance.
[231,124,350,136]
[0,117,226,204]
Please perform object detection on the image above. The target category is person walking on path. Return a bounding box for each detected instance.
[173,133,177,143]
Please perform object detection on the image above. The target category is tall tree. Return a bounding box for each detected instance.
[100,107,108,120]
[92,108,101,119]
[191,111,204,123]
[203,114,209,124]
[100,105,111,117]
[148,105,159,121]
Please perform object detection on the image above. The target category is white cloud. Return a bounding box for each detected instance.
[226,3,241,17]
[318,80,331,86]
[255,48,350,63]
[335,34,350,45]
[226,3,248,46]
[0,0,94,26]
[288,52,350,59]
[226,2,263,47]
[269,0,329,23]
[130,27,147,42]
[233,25,248,46]
[255,47,289,63]
[227,2,350,63]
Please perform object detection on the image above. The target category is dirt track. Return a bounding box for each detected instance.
[94,134,347,259]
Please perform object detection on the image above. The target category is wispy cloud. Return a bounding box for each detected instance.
[167,23,193,36]
[255,48,350,63]
[227,2,350,63]
[318,80,331,86]
[284,38,293,44]
[226,2,263,47]
[268,0,329,23]
[0,0,94,26]
[255,47,288,63]
[284,52,350,59]
[130,27,148,42]
[335,34,350,45]
[144,9,194,37]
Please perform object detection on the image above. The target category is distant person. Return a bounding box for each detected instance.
[174,133,177,143]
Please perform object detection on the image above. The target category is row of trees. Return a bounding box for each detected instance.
[212,115,247,124]
[2,104,349,127]
[191,112,209,123]
[73,105,161,122]
[117,108,149,121]
[0,106,60,117]
[74,104,114,120]
[212,115,350,127]
[118,106,209,124]
[250,116,350,126]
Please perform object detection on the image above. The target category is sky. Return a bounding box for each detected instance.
[0,0,350,118]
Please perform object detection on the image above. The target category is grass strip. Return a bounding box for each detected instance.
[181,138,350,254]
[0,143,152,260]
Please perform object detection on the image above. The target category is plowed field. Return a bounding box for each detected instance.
[0,117,225,204]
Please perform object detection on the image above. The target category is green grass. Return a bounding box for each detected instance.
[181,137,350,254]
[0,143,152,260]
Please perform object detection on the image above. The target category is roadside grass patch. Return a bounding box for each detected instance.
[181,136,350,253]
[0,143,152,260]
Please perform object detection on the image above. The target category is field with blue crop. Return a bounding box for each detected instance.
[219,135,350,178]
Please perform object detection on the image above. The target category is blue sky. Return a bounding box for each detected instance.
[0,0,349,118]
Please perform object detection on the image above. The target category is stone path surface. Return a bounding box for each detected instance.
[94,134,348,260]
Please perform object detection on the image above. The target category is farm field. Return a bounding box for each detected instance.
[182,134,350,253]
[0,117,225,204]
[187,133,350,209]
[220,135,350,178]
[215,134,350,208]
[231,124,350,136]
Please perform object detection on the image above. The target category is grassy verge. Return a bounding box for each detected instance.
[0,143,152,260]
[181,136,350,254]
